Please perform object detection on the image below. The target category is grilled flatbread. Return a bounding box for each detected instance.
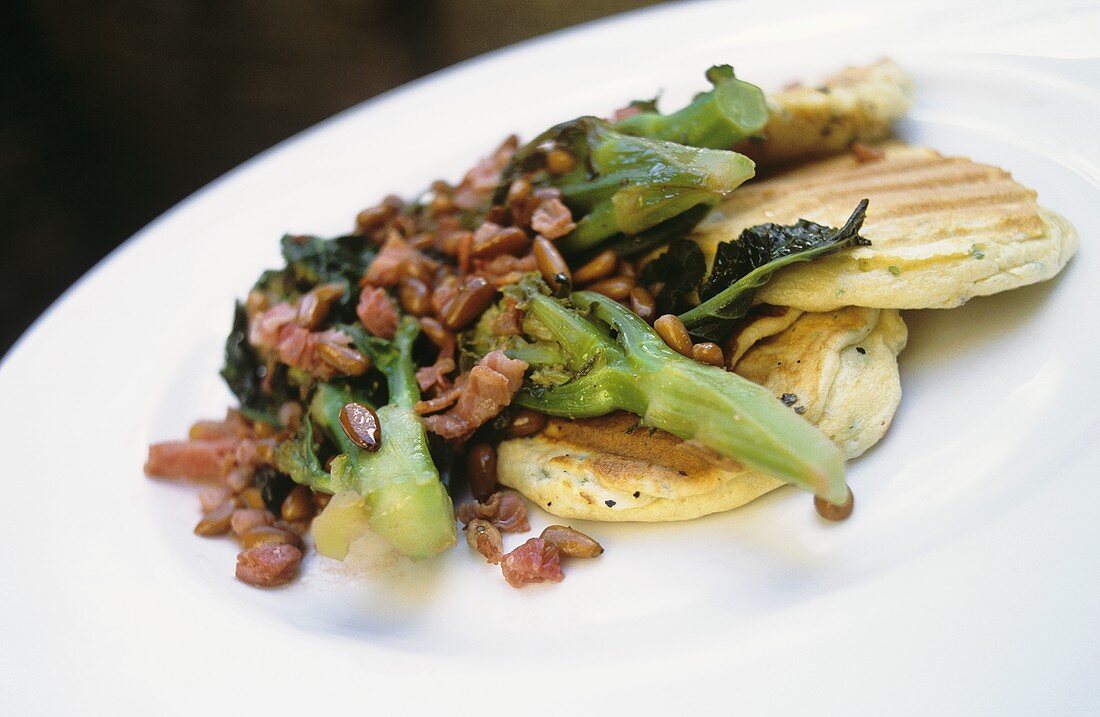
[694,143,1078,311]
[732,306,907,459]
[498,306,906,522]
[738,59,914,167]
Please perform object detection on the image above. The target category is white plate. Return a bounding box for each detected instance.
[2,1,1099,713]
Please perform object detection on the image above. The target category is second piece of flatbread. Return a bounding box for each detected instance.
[497,306,905,522]
[737,58,914,167]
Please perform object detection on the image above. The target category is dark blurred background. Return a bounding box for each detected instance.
[0,0,669,357]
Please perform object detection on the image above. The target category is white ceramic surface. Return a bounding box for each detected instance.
[2,1,1098,714]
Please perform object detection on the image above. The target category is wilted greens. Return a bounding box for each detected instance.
[679,200,871,342]
[639,238,708,315]
[256,233,376,316]
[467,276,849,504]
[496,66,767,257]
[220,302,293,424]
[276,317,455,559]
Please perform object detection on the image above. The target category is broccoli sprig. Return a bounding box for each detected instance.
[503,118,755,257]
[278,317,455,559]
[469,277,848,504]
[612,65,768,149]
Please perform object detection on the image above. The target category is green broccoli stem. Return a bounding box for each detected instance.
[509,286,847,503]
[612,65,769,149]
[556,123,756,254]
[301,318,455,560]
[499,117,755,256]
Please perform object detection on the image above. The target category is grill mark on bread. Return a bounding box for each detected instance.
[692,142,1074,311]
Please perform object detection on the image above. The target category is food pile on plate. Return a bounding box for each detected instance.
[146,60,1077,589]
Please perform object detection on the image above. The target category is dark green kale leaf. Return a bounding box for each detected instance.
[220,302,293,424]
[680,199,871,342]
[264,234,376,321]
[640,238,707,315]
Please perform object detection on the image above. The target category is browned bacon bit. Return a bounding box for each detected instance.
[453,135,519,211]
[501,538,563,588]
[363,231,437,287]
[491,298,524,337]
[416,337,456,394]
[356,286,398,339]
[248,301,297,350]
[456,489,530,533]
[274,326,353,380]
[188,410,253,440]
[423,351,528,440]
[466,518,504,564]
[530,196,576,240]
[145,439,239,481]
[414,383,463,415]
[539,525,604,558]
[235,543,303,588]
[233,438,276,471]
[339,402,382,452]
[850,142,885,163]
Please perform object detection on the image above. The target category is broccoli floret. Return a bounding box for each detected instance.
[612,65,768,149]
[468,277,848,504]
[501,118,755,257]
[277,317,455,560]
